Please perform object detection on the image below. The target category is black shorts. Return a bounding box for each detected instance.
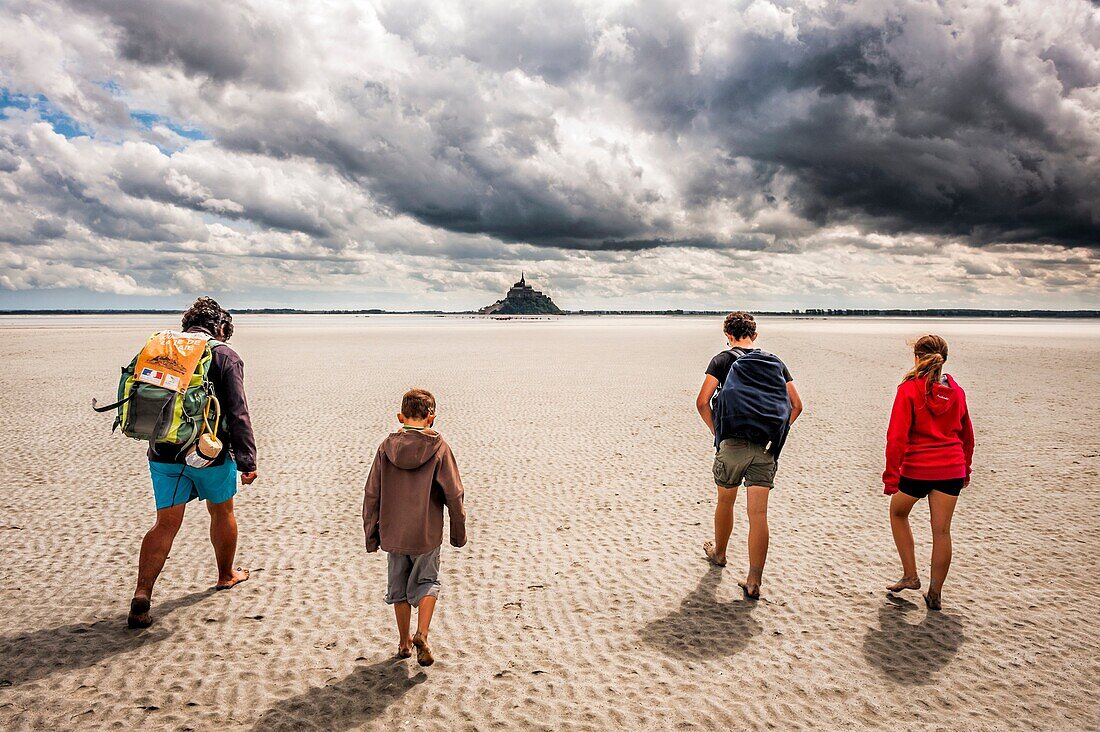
[898,476,964,499]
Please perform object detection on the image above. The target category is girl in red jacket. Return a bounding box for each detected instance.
[883,335,974,610]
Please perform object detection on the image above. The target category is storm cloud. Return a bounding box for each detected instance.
[0,0,1097,308]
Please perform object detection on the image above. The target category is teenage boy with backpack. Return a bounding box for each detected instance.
[695,312,803,599]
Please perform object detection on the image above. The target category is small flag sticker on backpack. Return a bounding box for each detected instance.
[138,367,166,386]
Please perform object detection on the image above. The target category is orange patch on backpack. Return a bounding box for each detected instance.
[134,331,209,393]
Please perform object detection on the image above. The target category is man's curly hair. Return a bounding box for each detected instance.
[181,297,234,341]
[723,311,757,341]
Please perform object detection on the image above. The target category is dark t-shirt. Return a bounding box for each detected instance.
[706,347,793,387]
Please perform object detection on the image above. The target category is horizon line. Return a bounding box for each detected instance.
[2,308,1100,318]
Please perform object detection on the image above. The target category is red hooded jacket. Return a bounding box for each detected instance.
[883,374,974,494]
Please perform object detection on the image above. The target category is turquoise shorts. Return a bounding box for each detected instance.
[149,458,238,510]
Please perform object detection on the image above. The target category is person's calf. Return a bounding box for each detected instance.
[712,487,737,557]
[745,523,769,570]
[393,602,413,656]
[407,595,439,666]
[207,500,246,588]
[741,487,770,600]
[134,519,183,601]
[416,595,438,638]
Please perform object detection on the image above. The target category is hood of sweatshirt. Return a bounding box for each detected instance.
[382,429,442,469]
[923,373,960,416]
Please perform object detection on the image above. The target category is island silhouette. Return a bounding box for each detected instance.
[479,273,563,315]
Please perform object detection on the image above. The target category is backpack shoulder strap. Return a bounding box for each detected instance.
[191,338,223,390]
[715,347,750,391]
[732,346,772,360]
[737,349,778,364]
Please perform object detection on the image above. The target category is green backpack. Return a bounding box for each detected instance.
[93,331,223,454]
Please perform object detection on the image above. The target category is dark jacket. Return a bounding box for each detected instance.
[148,326,257,472]
[363,429,467,556]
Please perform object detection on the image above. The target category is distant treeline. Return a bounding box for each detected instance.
[0,308,435,315]
[796,309,1100,318]
[2,308,1098,318]
[570,309,1100,318]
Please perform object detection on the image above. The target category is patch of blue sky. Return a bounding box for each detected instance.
[200,212,254,231]
[95,80,124,95]
[130,110,211,141]
[0,88,89,138]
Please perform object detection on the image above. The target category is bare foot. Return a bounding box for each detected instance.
[397,642,413,659]
[703,542,727,567]
[737,580,760,600]
[128,596,152,629]
[215,568,250,590]
[412,631,434,667]
[923,590,942,611]
[887,576,921,592]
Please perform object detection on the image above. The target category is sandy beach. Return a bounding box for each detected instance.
[0,314,1097,731]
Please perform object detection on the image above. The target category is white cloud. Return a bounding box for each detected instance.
[741,1,799,42]
[0,0,1097,309]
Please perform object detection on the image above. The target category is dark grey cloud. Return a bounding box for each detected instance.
[606,3,1100,248]
[30,217,65,239]
[212,87,658,248]
[114,173,334,239]
[75,0,297,88]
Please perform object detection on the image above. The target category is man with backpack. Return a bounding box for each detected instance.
[125,297,257,628]
[695,311,803,599]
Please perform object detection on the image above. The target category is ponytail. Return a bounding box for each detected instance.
[902,335,948,395]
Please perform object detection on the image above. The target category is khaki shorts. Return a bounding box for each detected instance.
[713,438,777,489]
[385,547,441,607]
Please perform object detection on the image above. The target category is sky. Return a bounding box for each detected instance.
[0,0,1098,312]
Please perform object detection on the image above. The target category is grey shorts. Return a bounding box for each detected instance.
[713,438,777,489]
[386,547,441,607]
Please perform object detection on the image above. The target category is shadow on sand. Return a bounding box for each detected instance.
[0,589,213,687]
[251,657,427,731]
[862,595,965,685]
[640,566,762,660]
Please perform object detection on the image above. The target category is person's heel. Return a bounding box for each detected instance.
[128,597,152,629]
[412,632,434,667]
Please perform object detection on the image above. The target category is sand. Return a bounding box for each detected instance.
[0,314,1097,731]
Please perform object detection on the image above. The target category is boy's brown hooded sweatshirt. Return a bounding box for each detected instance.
[363,429,467,555]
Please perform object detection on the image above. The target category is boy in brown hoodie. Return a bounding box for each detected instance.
[363,388,467,666]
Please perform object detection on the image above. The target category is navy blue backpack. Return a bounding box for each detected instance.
[712,350,792,456]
